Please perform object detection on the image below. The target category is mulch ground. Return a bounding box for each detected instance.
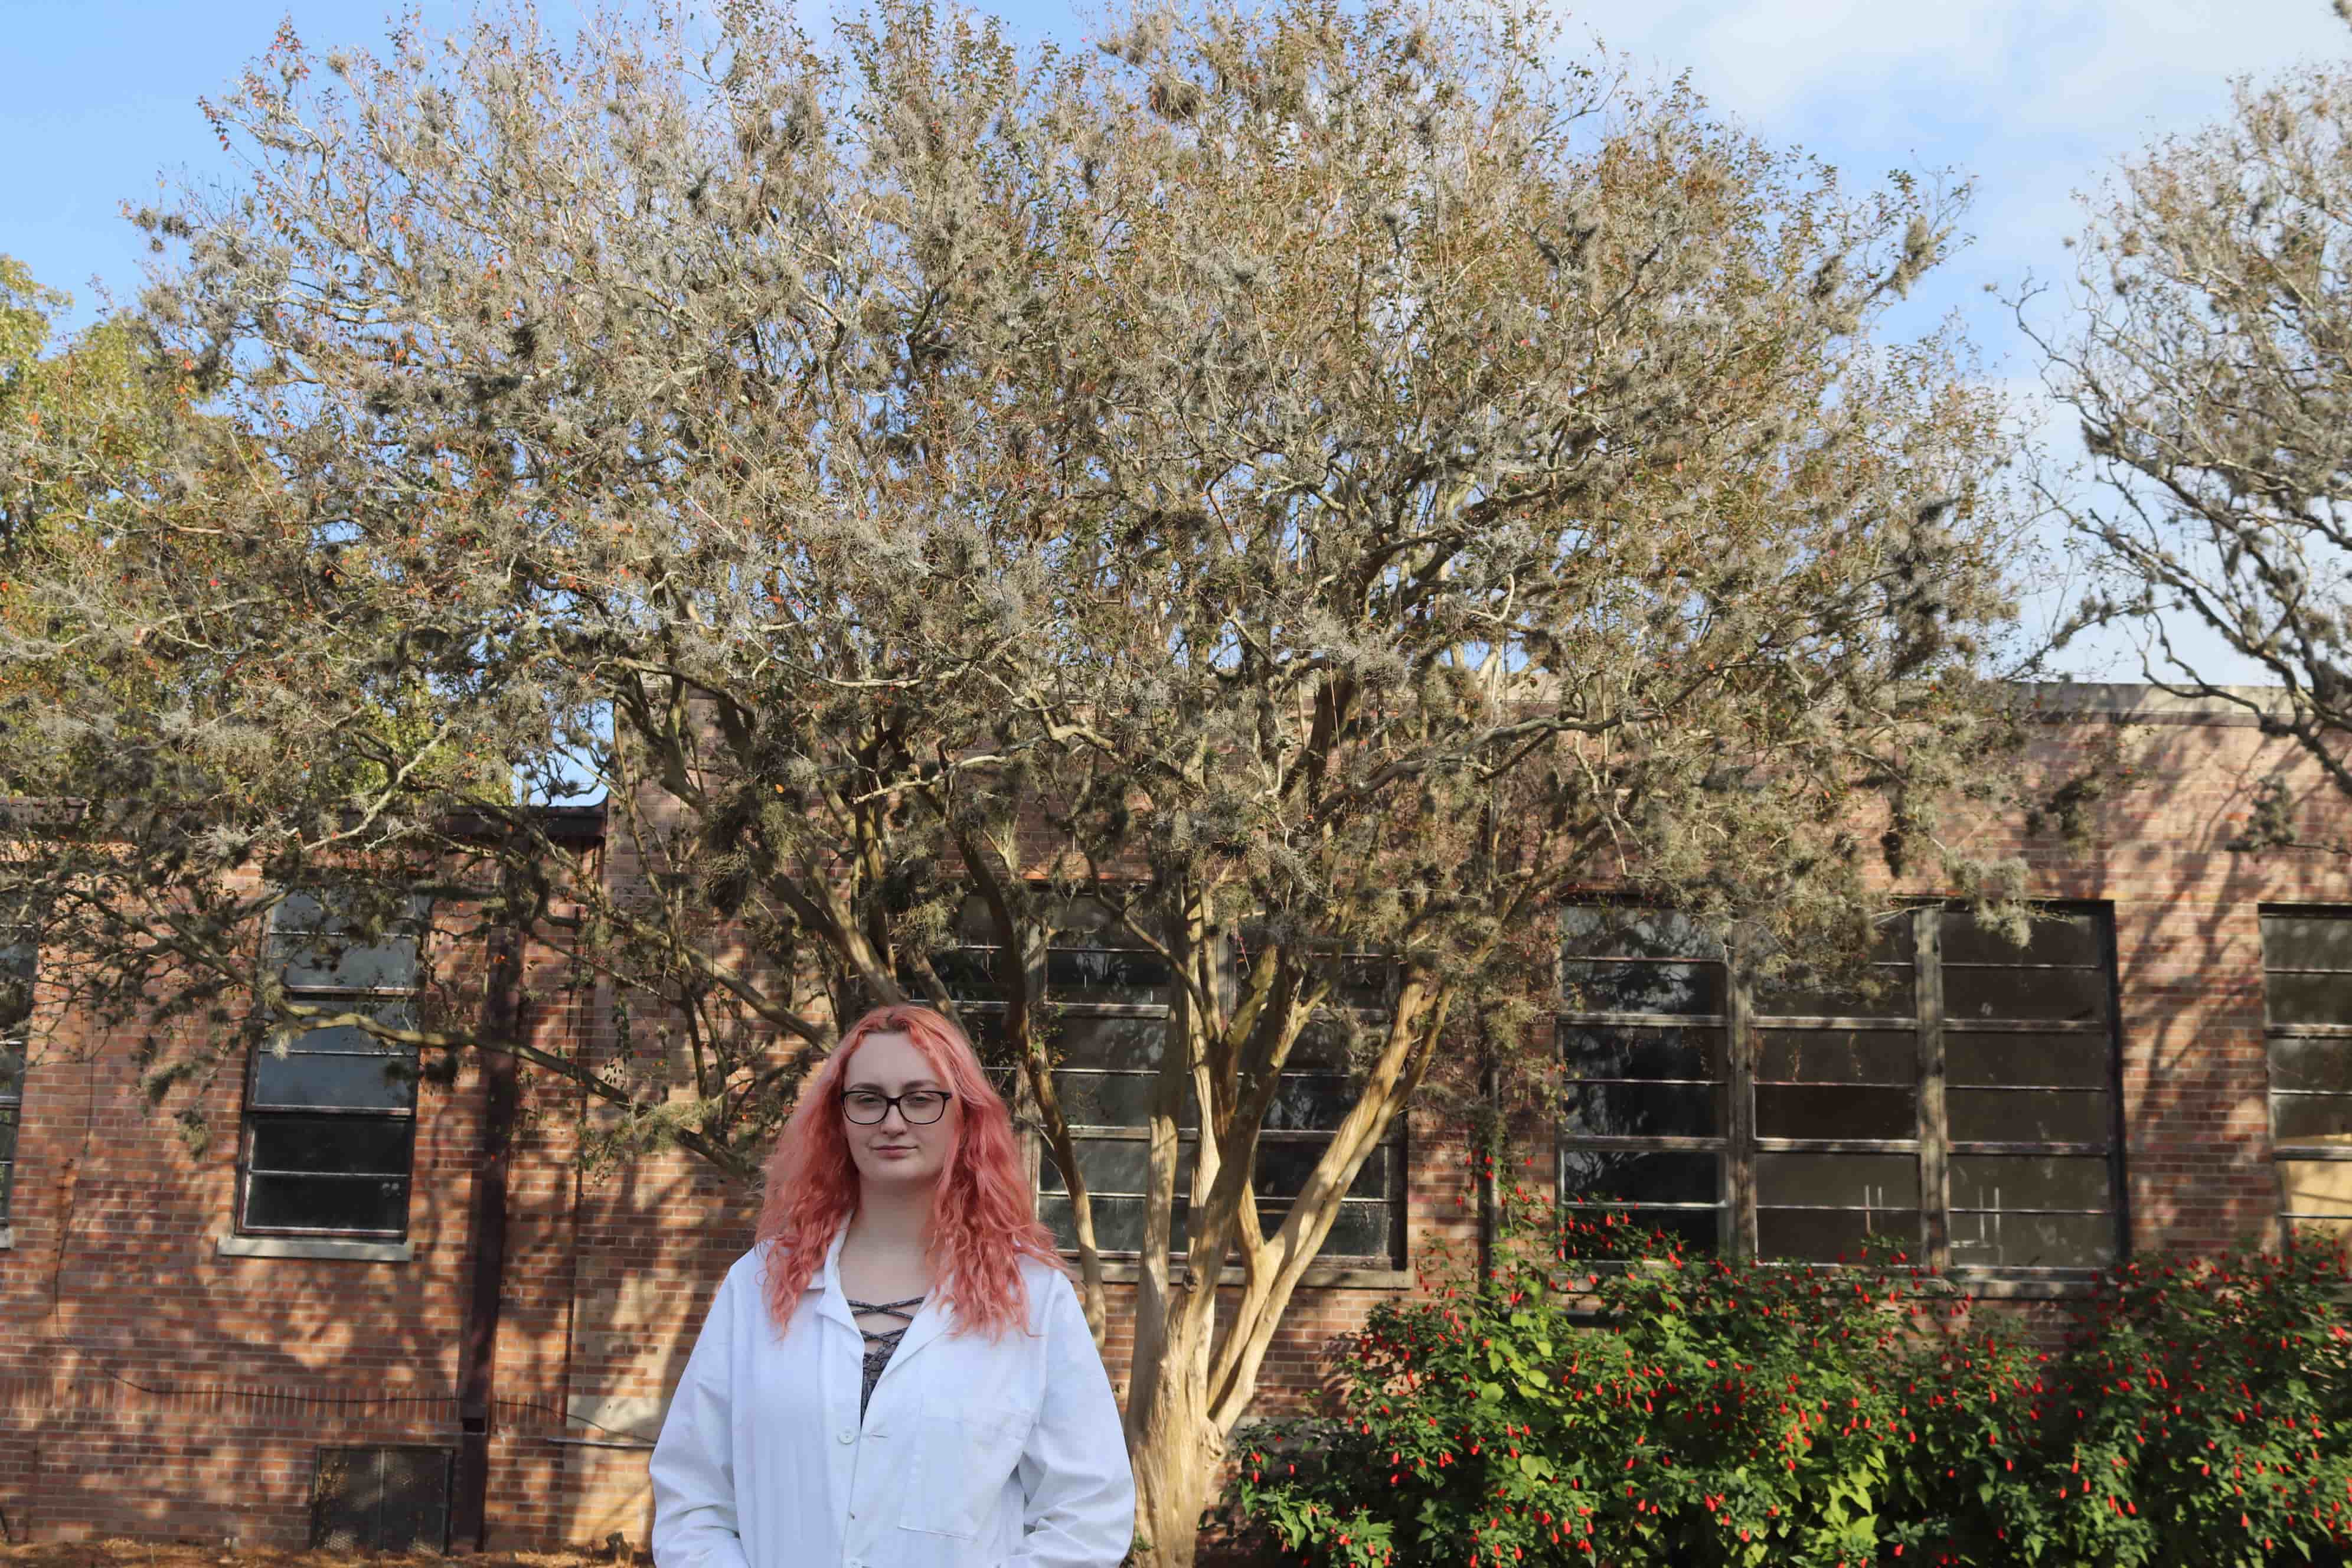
[0,1548,610,1568]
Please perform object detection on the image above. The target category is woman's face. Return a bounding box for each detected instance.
[839,1031,957,1193]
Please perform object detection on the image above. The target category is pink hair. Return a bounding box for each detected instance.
[757,1003,1065,1338]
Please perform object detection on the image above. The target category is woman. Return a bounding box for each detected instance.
[651,1003,1136,1568]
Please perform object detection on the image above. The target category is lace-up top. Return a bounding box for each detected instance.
[846,1294,926,1417]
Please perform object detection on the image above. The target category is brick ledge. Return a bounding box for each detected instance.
[215,1234,413,1263]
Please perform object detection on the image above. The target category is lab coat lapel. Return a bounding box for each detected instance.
[878,1289,951,1379]
[809,1225,859,1334]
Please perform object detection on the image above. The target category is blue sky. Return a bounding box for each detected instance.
[6,0,2347,680]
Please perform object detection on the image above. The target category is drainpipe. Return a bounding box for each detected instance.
[451,926,524,1552]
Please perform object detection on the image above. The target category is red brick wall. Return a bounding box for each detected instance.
[4,686,2348,1548]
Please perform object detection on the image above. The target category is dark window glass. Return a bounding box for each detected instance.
[1752,968,1917,1020]
[1758,1029,1915,1084]
[1560,1081,1725,1140]
[1756,1152,1919,1210]
[1040,1137,1193,1197]
[243,1174,412,1234]
[1258,1198,1394,1257]
[2266,972,2352,1028]
[1756,1208,1919,1263]
[1558,1148,1720,1206]
[1051,1070,1197,1130]
[1559,961,1723,1017]
[1560,908,1725,961]
[1253,1139,1390,1200]
[1755,1085,1915,1141]
[2261,914,2352,972]
[1560,1025,1725,1080]
[1947,1033,2109,1088]
[2271,1038,2352,1093]
[2272,1095,2352,1146]
[1947,1210,2111,1269]
[1942,910,2103,967]
[242,899,425,1238]
[1949,1155,2109,1211]
[1942,965,2107,1024]
[1946,1089,2109,1145]
[1039,1194,1187,1254]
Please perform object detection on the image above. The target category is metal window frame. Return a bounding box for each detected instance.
[0,926,35,1226]
[2258,906,2352,1231]
[1558,901,2126,1276]
[236,899,428,1242]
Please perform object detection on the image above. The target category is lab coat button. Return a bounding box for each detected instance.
[837,1428,855,1444]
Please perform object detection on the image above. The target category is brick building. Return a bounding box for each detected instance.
[3,683,2350,1550]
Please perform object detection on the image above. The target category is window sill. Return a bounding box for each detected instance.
[1082,1257,1414,1290]
[217,1234,413,1263]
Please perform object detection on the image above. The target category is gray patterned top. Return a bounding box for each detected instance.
[847,1294,925,1417]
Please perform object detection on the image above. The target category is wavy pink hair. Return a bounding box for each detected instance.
[757,1003,1065,1338]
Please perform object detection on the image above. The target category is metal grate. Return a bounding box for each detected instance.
[309,1445,453,1553]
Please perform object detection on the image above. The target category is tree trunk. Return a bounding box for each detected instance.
[1125,1354,1225,1568]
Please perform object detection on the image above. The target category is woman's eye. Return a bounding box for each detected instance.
[905,1092,941,1112]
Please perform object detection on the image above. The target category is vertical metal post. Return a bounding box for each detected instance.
[1916,908,1951,1273]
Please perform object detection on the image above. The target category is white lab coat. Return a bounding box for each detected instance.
[649,1231,1136,1568]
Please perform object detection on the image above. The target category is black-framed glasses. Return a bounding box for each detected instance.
[839,1088,955,1125]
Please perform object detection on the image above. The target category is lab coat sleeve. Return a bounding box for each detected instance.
[1005,1270,1139,1568]
[649,1268,759,1568]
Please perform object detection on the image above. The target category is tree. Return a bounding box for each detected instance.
[0,2,2031,1560]
[2030,24,2352,845]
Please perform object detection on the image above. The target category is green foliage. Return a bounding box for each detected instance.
[1237,1183,2352,1567]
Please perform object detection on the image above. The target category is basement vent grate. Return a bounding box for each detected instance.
[309,1445,454,1553]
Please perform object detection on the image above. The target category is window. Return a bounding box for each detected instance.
[938,899,1405,1266]
[237,893,427,1238]
[2261,910,2352,1238]
[1558,903,2121,1272]
[0,930,30,1226]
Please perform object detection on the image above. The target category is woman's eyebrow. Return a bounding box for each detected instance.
[844,1076,945,1092]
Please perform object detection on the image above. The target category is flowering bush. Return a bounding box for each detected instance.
[1233,1186,2352,1567]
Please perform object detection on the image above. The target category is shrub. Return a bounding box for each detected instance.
[1233,1184,2352,1567]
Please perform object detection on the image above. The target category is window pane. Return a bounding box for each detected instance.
[1560,908,1724,961]
[1559,961,1723,1017]
[1038,1193,1187,1253]
[276,1008,417,1053]
[1560,1025,1724,1080]
[1942,910,2103,967]
[2279,1159,2352,1216]
[1562,1207,1720,1258]
[2262,914,2352,972]
[1758,1030,1915,1084]
[243,1172,411,1233]
[1291,1010,1387,1069]
[1263,1074,1353,1132]
[1948,1089,2109,1144]
[1560,1081,1724,1139]
[1040,1137,1192,1198]
[1943,965,2107,1024]
[1951,1155,2111,1211]
[2274,1094,2352,1146]
[1259,1198,1395,1259]
[1756,1152,1919,1210]
[1752,966,1917,1021]
[0,1048,21,1102]
[1948,1210,2112,1269]
[276,930,421,991]
[252,1051,418,1112]
[1558,1148,1720,1206]
[1948,1033,2109,1088]
[249,1115,416,1177]
[1051,1070,1196,1129]
[1755,1084,1915,1141]
[1044,947,1168,1004]
[2267,972,2352,1027]
[1757,1208,1919,1263]
[1254,1139,1390,1200]
[1045,1014,1172,1070]
[2271,1038,2352,1093]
